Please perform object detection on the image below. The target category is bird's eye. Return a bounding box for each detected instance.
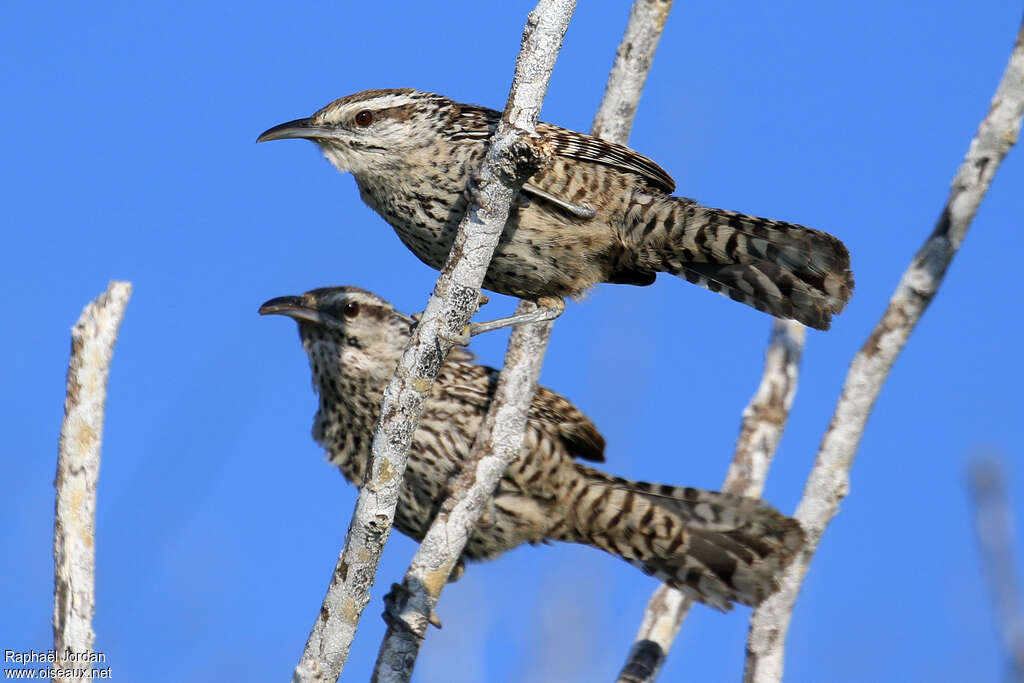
[354,110,373,127]
[343,301,360,319]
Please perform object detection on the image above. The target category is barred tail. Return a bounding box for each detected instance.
[626,196,854,330]
[555,466,804,610]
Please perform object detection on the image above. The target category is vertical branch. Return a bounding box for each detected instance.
[372,2,673,680]
[54,281,131,679]
[617,319,805,683]
[291,2,576,681]
[744,17,1024,683]
[969,457,1024,680]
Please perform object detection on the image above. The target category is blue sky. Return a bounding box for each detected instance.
[3,1,1023,680]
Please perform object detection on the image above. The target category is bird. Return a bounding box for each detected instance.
[260,285,805,610]
[258,89,853,330]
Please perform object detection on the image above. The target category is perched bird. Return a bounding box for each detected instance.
[260,286,804,609]
[258,89,853,329]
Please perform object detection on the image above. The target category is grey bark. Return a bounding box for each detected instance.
[53,281,131,681]
[290,2,576,681]
[744,16,1024,683]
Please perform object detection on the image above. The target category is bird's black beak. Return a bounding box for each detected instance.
[256,117,325,143]
[258,296,323,324]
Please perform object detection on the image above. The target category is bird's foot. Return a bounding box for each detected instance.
[437,325,472,347]
[467,297,565,337]
[382,582,444,632]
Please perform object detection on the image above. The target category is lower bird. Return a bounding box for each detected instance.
[260,286,804,610]
[258,89,853,330]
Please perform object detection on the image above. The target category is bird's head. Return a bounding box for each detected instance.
[259,286,414,392]
[257,89,453,176]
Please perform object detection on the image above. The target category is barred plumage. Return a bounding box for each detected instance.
[260,286,804,610]
[258,88,854,329]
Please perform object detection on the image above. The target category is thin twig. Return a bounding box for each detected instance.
[54,281,131,681]
[371,2,671,680]
[744,17,1024,683]
[616,319,805,683]
[968,456,1024,680]
[290,2,575,681]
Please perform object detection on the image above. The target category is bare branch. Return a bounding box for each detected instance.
[968,456,1024,680]
[726,321,807,499]
[591,0,673,143]
[744,17,1024,683]
[54,281,131,679]
[371,2,671,679]
[617,320,805,683]
[290,2,576,680]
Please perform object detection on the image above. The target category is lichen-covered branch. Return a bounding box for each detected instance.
[617,320,804,683]
[744,17,1024,683]
[968,456,1024,678]
[54,281,131,680]
[370,2,671,680]
[290,2,575,681]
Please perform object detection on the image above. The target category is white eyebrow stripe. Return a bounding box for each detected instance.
[342,94,417,111]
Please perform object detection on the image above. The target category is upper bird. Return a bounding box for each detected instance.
[258,89,854,329]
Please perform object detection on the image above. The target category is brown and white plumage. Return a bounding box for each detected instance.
[260,286,804,610]
[258,89,854,329]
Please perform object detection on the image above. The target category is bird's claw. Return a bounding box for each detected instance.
[437,325,472,347]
